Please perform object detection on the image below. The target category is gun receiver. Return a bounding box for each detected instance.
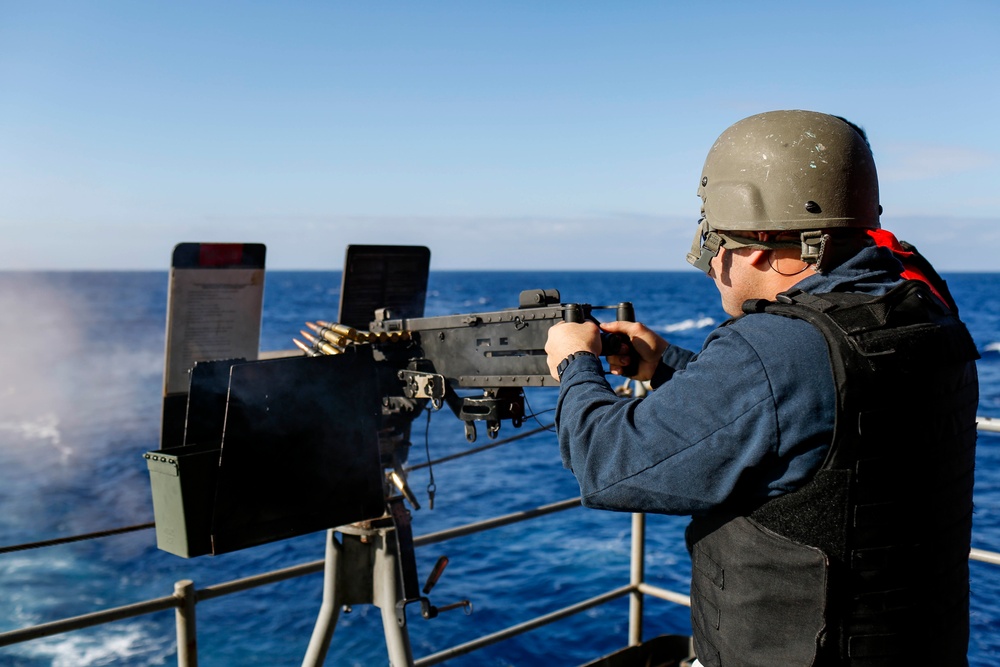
[301,289,635,442]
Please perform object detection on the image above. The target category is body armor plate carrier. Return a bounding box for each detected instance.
[687,281,980,667]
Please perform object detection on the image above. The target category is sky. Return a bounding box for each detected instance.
[1,1,999,271]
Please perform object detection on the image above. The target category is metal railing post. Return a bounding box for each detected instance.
[5,453,1000,667]
[174,579,198,667]
[628,512,646,647]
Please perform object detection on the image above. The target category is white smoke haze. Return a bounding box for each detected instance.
[0,274,163,487]
[0,412,71,464]
[0,277,84,470]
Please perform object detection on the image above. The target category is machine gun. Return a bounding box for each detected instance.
[295,287,636,443]
[144,243,638,665]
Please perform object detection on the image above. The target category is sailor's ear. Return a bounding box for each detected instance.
[747,248,770,267]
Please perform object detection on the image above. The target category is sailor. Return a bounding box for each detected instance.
[545,110,980,666]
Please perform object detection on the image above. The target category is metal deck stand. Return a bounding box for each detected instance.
[302,499,422,667]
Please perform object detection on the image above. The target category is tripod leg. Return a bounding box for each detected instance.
[301,530,344,667]
[301,518,418,667]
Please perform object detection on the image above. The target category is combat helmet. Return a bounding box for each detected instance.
[687,110,881,273]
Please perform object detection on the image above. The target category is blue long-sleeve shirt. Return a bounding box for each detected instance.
[556,245,906,516]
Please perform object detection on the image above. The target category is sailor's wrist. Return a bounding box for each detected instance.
[557,351,599,381]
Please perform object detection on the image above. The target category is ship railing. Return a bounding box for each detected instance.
[2,417,999,666]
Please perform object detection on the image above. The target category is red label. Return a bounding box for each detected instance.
[198,244,245,267]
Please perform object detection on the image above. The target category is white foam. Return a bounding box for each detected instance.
[18,622,172,667]
[1,554,76,577]
[985,341,1000,353]
[662,317,715,333]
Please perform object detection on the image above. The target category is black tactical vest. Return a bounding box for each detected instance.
[687,281,980,667]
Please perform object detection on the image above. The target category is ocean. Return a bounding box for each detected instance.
[0,270,998,667]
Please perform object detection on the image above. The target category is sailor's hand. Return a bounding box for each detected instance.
[600,320,668,381]
[545,322,602,380]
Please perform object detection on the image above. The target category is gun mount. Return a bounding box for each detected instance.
[147,244,636,557]
[144,243,637,664]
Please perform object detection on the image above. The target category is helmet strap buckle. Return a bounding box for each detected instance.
[688,231,723,274]
[800,231,831,272]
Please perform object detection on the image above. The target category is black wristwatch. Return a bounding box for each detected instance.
[556,351,598,381]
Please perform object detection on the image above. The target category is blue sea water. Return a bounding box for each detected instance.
[0,270,998,667]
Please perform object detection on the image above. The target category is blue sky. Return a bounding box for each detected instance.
[1,1,998,271]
